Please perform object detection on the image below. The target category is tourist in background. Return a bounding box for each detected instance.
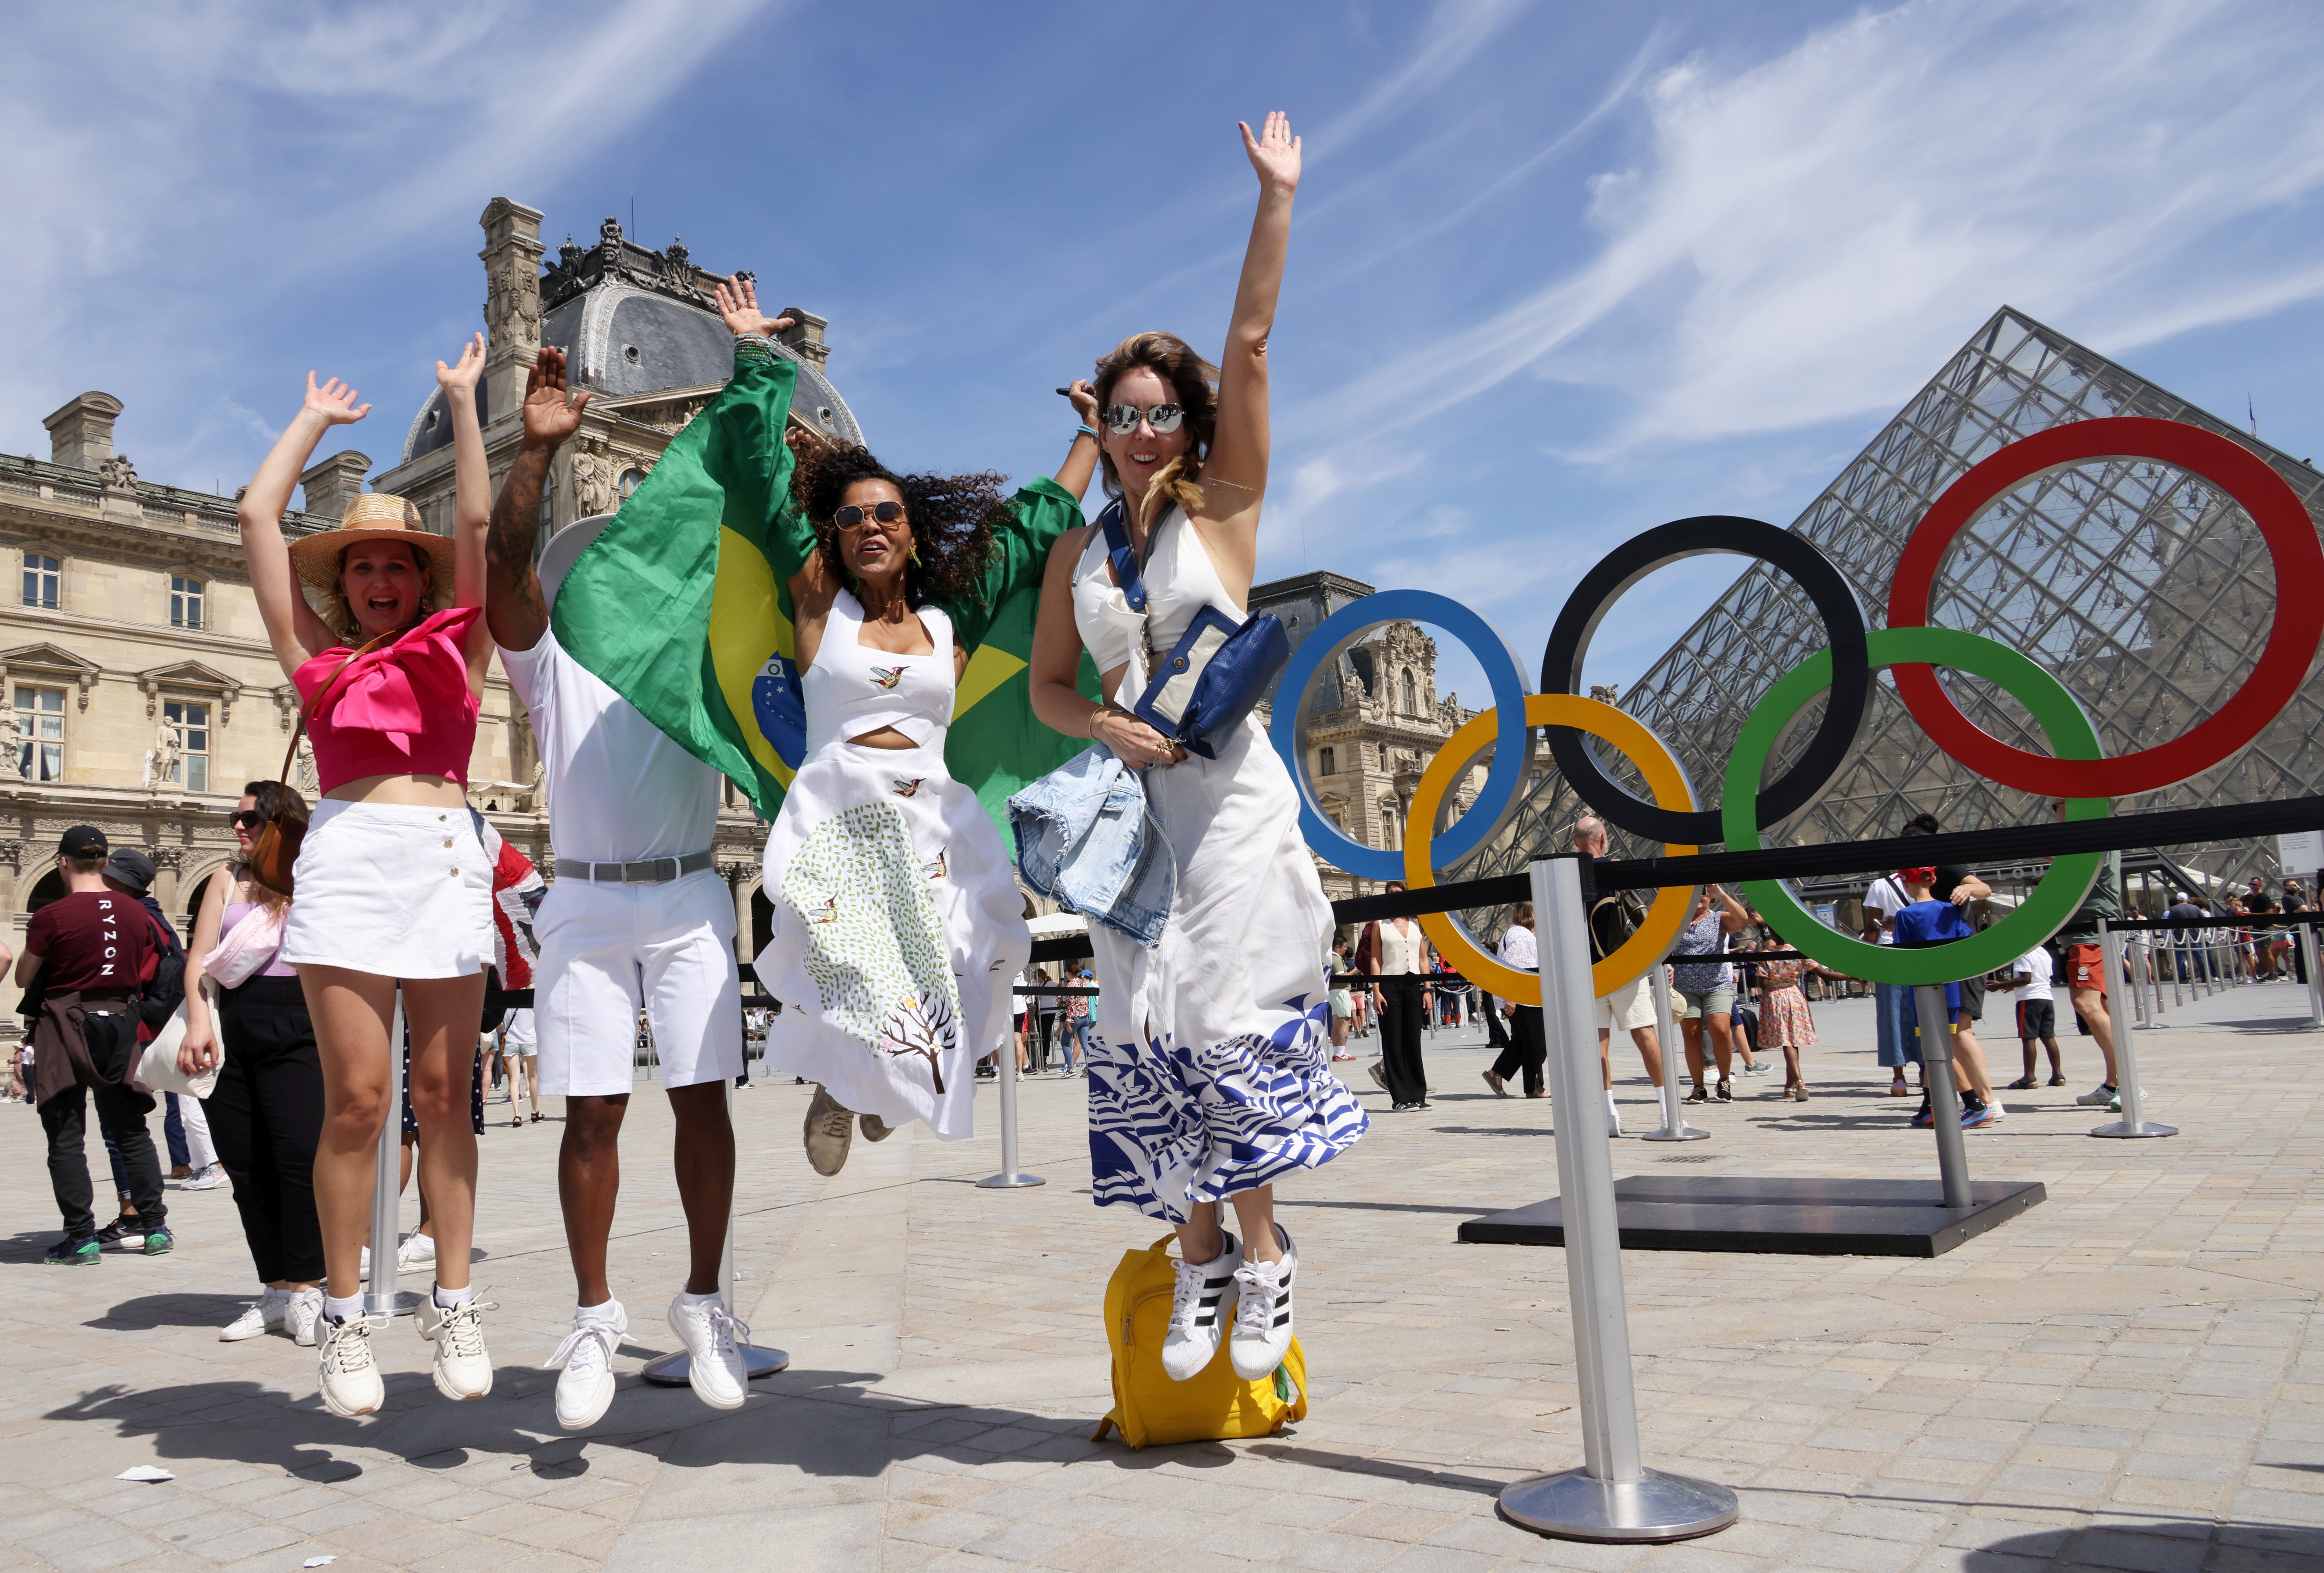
[1672,883,1749,1103]
[181,783,327,1345]
[1480,904,1547,1103]
[2000,944,2064,1091]
[238,336,499,1417]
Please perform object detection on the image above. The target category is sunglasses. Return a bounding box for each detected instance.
[835,501,907,529]
[1102,403,1185,435]
[230,810,266,830]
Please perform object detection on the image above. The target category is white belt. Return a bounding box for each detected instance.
[554,850,714,884]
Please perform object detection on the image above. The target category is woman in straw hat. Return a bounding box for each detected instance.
[237,333,499,1419]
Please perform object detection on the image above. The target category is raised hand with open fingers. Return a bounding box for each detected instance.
[1240,110,1301,197]
[521,347,590,450]
[302,372,370,427]
[713,273,796,340]
[436,330,487,393]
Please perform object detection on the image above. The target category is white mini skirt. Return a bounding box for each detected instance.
[280,800,494,980]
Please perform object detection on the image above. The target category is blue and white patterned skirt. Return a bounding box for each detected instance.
[1084,715,1367,1221]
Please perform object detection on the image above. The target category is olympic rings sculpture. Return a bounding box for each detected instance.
[1272,415,2324,993]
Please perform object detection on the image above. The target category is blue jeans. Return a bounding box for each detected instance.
[1874,981,1921,1068]
[1059,1018,1091,1069]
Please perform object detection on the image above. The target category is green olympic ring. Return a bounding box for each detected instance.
[1721,626,2109,985]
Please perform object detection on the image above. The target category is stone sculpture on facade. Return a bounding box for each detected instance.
[0,711,21,779]
[99,454,138,490]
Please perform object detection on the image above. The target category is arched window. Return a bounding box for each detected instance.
[1400,669,1416,714]
[618,468,647,502]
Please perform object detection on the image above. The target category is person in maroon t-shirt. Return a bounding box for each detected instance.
[20,825,166,1264]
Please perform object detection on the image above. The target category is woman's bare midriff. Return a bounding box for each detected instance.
[845,727,919,750]
[324,773,471,807]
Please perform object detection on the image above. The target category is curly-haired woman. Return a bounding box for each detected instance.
[238,335,498,1419]
[708,278,1099,1175]
[1027,113,1366,1385]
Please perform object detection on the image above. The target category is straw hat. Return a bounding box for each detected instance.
[285,493,461,596]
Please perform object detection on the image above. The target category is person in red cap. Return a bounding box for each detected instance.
[1888,866,2001,1129]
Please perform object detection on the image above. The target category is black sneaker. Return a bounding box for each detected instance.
[44,1235,99,1267]
[1389,1099,1432,1112]
[1684,1084,1709,1104]
[1715,1080,1733,1102]
[1909,1098,1935,1129]
[93,1216,143,1247]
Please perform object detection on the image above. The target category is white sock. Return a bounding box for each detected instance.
[578,1297,620,1322]
[432,1283,473,1310]
[261,1285,291,1304]
[324,1293,362,1323]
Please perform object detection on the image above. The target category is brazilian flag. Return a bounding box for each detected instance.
[551,347,1098,833]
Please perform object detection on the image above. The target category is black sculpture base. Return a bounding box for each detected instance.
[1458,1176,2046,1258]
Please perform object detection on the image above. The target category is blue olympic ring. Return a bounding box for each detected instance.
[1269,589,1534,883]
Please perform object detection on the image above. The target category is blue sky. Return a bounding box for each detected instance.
[9,0,2324,704]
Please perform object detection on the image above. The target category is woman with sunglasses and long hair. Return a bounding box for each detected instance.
[708,278,1100,1175]
[238,336,498,1419]
[1028,113,1365,1386]
[180,783,327,1347]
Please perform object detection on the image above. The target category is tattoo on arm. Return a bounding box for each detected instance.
[486,445,553,648]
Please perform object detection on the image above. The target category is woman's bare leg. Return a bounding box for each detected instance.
[402,972,488,1292]
[1680,1017,1706,1086]
[1229,1186,1281,1264]
[301,966,399,1302]
[1175,1199,1226,1265]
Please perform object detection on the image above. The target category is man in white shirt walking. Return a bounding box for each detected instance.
[486,349,751,1432]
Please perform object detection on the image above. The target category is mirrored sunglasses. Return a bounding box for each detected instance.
[1102,403,1185,435]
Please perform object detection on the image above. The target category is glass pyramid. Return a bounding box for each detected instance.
[1447,306,2324,911]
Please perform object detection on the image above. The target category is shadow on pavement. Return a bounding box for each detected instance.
[1974,1517,2321,1568]
[86,1292,251,1331]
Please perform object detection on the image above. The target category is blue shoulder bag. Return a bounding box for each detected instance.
[1100,501,1290,761]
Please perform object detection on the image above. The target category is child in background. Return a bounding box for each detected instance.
[1889,866,2003,1128]
[2001,945,2064,1091]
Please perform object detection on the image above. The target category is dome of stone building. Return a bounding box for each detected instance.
[399,217,861,463]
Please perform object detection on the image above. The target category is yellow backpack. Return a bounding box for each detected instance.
[1092,1231,1307,1449]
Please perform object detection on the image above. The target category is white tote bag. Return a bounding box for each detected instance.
[133,995,219,1100]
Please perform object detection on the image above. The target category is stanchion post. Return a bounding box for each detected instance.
[644,1079,789,1385]
[1910,985,1973,1211]
[979,998,1045,1189]
[2091,918,2177,1139]
[365,989,409,1318]
[1496,857,1737,1545]
[1637,935,1704,1144]
[2302,921,2324,1030]
[2131,935,2163,1031]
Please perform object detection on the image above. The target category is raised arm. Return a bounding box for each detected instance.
[1054,381,1101,499]
[238,375,370,677]
[485,347,592,652]
[436,334,496,686]
[1191,112,1301,592]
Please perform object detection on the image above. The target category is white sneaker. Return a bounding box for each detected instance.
[545,1303,626,1431]
[668,1293,750,1411]
[1161,1233,1241,1382]
[183,1163,228,1191]
[416,1294,497,1401]
[803,1085,854,1176]
[400,1232,438,1271]
[2074,1082,2118,1106]
[287,1287,324,1347]
[317,1314,386,1417]
[1605,1090,1624,1138]
[1228,1230,1297,1381]
[221,1295,284,1341]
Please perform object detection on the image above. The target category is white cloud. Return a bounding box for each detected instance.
[1312,0,2324,454]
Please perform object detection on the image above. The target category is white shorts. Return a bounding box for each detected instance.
[280,800,493,980]
[1595,972,1657,1033]
[534,870,742,1097]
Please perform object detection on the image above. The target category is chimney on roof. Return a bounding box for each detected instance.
[778,307,831,366]
[299,451,374,520]
[43,392,123,472]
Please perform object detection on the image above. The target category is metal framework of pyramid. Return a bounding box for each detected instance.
[1451,306,2324,906]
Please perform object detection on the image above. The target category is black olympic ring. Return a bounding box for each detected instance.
[1539,516,1872,845]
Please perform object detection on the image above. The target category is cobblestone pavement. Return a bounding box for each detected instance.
[3,981,2320,1572]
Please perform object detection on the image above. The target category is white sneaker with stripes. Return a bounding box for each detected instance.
[1161,1233,1241,1381]
[1229,1228,1297,1381]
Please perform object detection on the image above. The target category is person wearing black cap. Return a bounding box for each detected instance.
[20,826,168,1265]
[102,848,217,1191]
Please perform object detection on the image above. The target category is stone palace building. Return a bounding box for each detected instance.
[0,200,856,1002]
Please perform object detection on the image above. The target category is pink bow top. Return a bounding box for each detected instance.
[294,606,482,792]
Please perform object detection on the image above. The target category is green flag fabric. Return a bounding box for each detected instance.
[552,342,1098,836]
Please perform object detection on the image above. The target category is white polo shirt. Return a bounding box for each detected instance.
[498,627,722,863]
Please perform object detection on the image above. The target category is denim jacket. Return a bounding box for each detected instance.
[1008,743,1173,948]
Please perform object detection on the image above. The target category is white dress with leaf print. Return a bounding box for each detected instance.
[756,592,1029,1138]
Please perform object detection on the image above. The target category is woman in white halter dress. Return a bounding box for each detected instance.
[1029,114,1364,1386]
[707,279,1103,1174]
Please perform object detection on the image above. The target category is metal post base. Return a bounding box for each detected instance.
[641,1344,790,1386]
[2132,1023,2169,1032]
[362,1290,427,1319]
[1637,1124,1709,1142]
[976,1171,1047,1189]
[2089,1119,2179,1139]
[1499,1466,1739,1543]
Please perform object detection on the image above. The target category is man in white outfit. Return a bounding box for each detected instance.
[484,347,751,1430]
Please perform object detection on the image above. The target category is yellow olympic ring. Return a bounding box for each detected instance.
[1403,694,1699,1000]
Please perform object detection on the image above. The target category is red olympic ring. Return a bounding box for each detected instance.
[1888,417,2324,799]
